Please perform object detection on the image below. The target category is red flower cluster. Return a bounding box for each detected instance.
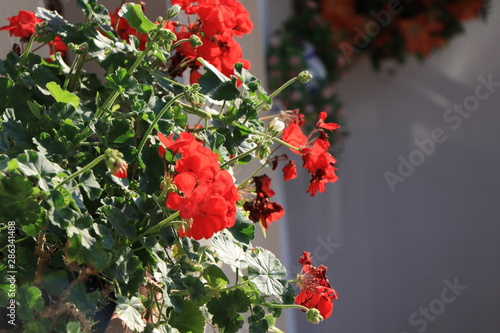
[0,10,43,39]
[295,252,338,320]
[168,0,253,83]
[243,175,284,230]
[281,111,340,196]
[109,6,148,51]
[160,132,239,240]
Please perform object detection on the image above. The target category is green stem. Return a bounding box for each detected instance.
[17,33,37,79]
[171,38,191,50]
[78,33,159,142]
[271,137,300,151]
[177,101,214,119]
[63,53,82,90]
[260,303,309,312]
[136,93,185,157]
[134,211,181,242]
[256,77,299,109]
[68,53,88,91]
[220,145,258,169]
[55,155,106,190]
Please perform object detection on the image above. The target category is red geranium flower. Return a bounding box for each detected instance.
[49,36,67,56]
[243,175,284,230]
[295,252,338,320]
[0,10,43,39]
[281,112,340,196]
[282,160,297,181]
[161,132,239,240]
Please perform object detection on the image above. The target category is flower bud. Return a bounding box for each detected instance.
[268,117,285,134]
[184,83,205,107]
[298,70,313,84]
[105,149,128,179]
[305,308,323,324]
[167,4,181,19]
[189,34,203,48]
[68,42,88,54]
[255,145,271,161]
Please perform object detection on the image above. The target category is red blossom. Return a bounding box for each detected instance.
[243,175,284,230]
[161,132,239,240]
[316,112,340,131]
[49,36,67,56]
[283,160,297,181]
[0,10,43,39]
[112,161,128,179]
[167,0,253,82]
[281,112,340,196]
[295,252,338,319]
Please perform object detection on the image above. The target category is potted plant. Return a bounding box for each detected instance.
[0,1,340,332]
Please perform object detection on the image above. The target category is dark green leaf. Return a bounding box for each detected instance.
[78,169,102,201]
[106,206,137,239]
[198,70,240,101]
[248,306,269,333]
[182,276,206,302]
[169,300,205,333]
[202,264,229,289]
[228,210,255,244]
[0,174,44,234]
[17,150,61,191]
[17,285,46,321]
[207,289,251,333]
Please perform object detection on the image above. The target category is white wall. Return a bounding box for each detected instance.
[282,1,500,332]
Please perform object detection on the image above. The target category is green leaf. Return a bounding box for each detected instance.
[39,269,69,298]
[198,58,239,101]
[17,150,61,191]
[182,276,206,302]
[17,285,46,321]
[106,68,142,98]
[119,4,156,34]
[246,247,287,298]
[106,206,137,239]
[35,7,70,32]
[66,321,83,333]
[0,174,44,234]
[78,169,102,201]
[69,283,105,315]
[228,210,255,244]
[46,82,80,107]
[207,289,251,333]
[169,300,205,333]
[2,108,30,144]
[109,248,142,286]
[211,233,249,270]
[202,264,229,289]
[67,225,95,249]
[248,306,269,333]
[116,296,146,332]
[93,224,115,250]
